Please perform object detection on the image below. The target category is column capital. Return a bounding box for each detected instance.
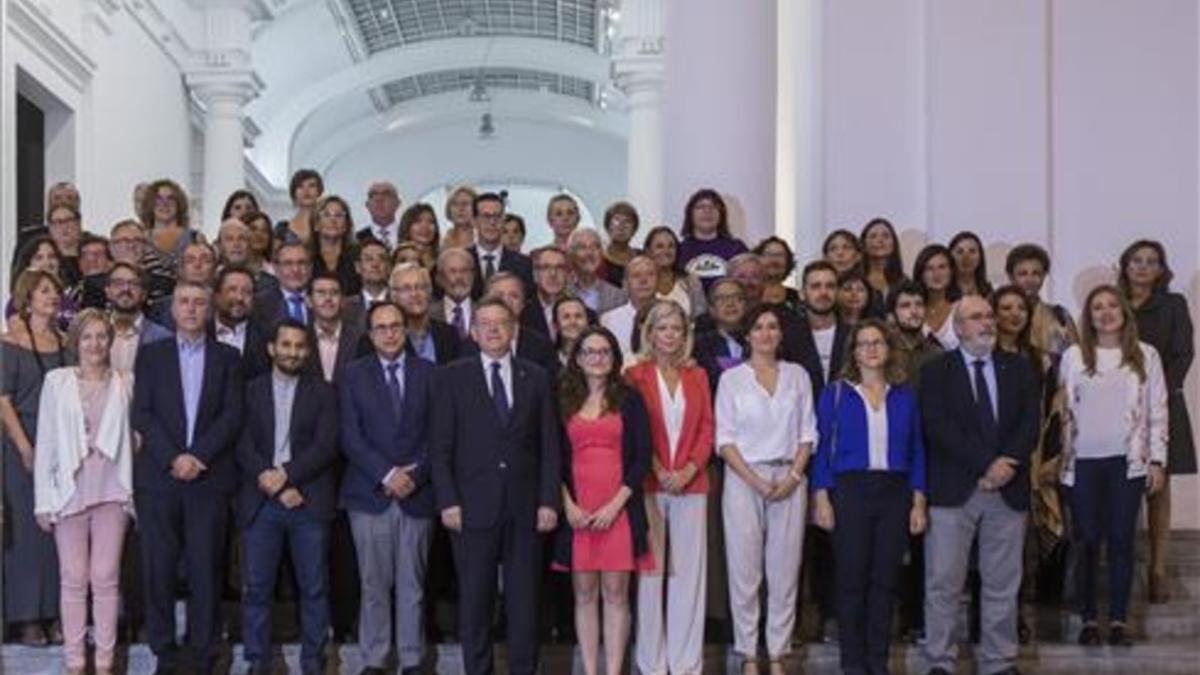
[612,54,664,97]
[185,69,263,108]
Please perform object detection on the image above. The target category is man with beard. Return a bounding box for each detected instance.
[107,261,172,374]
[212,265,271,379]
[436,247,477,339]
[236,318,338,675]
[920,296,1039,675]
[792,260,850,643]
[890,280,944,391]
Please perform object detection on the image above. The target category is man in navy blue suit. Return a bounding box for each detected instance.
[236,318,338,675]
[431,297,561,675]
[132,281,243,674]
[468,192,534,298]
[340,301,437,675]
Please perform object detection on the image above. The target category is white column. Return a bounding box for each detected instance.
[662,0,776,241]
[188,76,258,235]
[614,0,667,229]
[775,0,823,263]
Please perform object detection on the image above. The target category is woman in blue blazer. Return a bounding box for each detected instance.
[812,318,927,675]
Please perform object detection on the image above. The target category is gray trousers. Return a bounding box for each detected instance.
[923,488,1026,675]
[349,503,433,669]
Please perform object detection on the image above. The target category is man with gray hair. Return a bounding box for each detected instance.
[357,180,402,250]
[918,295,1040,675]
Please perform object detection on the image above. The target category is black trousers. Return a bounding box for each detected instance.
[831,472,912,674]
[136,487,229,671]
[453,515,544,675]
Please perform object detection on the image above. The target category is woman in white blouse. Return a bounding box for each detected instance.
[34,309,135,675]
[715,305,816,675]
[1059,285,1168,648]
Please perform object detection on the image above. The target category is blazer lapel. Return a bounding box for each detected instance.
[469,355,505,427]
[165,343,187,443]
[264,378,279,462]
[197,339,221,422]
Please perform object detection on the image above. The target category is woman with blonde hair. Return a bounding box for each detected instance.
[34,309,135,675]
[1060,284,1168,647]
[625,300,714,675]
[1,270,69,646]
[441,184,478,249]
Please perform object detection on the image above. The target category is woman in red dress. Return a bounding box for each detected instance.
[553,326,654,675]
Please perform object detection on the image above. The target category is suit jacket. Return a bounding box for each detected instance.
[786,318,849,399]
[208,319,271,380]
[339,353,436,517]
[624,361,715,494]
[430,355,561,529]
[403,318,461,366]
[469,245,534,298]
[570,279,628,315]
[305,319,366,384]
[919,349,1040,510]
[519,297,599,339]
[461,328,557,370]
[132,337,244,494]
[693,328,743,395]
[235,372,339,526]
[252,287,310,339]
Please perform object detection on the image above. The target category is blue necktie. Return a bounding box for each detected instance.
[287,293,305,322]
[387,361,404,418]
[490,361,510,426]
[973,359,998,449]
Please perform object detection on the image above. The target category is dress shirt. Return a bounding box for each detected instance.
[852,384,891,470]
[372,220,398,250]
[959,347,998,420]
[576,283,600,313]
[272,372,298,466]
[281,288,308,323]
[599,302,638,361]
[409,328,437,363]
[477,243,503,279]
[719,330,744,360]
[444,296,473,334]
[480,352,514,405]
[657,368,687,464]
[379,354,407,487]
[316,321,342,382]
[214,319,248,354]
[715,361,817,464]
[110,314,143,373]
[177,335,206,447]
[361,287,389,307]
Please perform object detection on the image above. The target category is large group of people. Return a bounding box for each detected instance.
[1,174,1192,675]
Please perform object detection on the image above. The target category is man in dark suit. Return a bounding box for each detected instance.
[132,282,244,674]
[468,192,533,298]
[236,319,338,675]
[391,263,460,365]
[431,298,561,675]
[520,245,596,340]
[342,239,392,331]
[212,264,272,379]
[462,272,556,369]
[693,277,749,394]
[308,272,365,384]
[252,241,313,336]
[919,296,1039,675]
[340,302,437,675]
[355,180,401,251]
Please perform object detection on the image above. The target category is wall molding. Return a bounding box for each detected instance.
[8,0,97,92]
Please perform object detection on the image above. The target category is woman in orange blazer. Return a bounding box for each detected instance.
[626,299,714,675]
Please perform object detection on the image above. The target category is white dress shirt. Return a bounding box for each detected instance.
[657,367,687,464]
[215,319,248,354]
[600,302,638,361]
[715,361,817,463]
[371,219,399,250]
[316,322,342,383]
[444,296,473,331]
[852,384,891,470]
[272,372,298,466]
[480,352,514,405]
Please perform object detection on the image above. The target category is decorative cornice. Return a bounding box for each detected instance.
[8,0,97,92]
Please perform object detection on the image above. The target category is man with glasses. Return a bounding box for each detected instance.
[253,242,314,336]
[391,263,459,365]
[107,262,173,373]
[357,181,402,251]
[521,245,595,340]
[340,301,437,675]
[920,296,1040,675]
[468,192,533,298]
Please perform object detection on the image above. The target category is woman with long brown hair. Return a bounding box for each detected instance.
[138,178,198,270]
[398,202,441,268]
[1,270,69,645]
[1059,285,1167,647]
[859,218,907,316]
[308,195,361,295]
[553,326,654,675]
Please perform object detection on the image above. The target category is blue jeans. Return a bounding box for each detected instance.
[242,501,330,671]
[1070,457,1145,623]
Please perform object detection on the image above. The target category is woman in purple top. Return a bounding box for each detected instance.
[676,189,748,291]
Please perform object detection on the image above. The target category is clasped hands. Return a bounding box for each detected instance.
[383,463,419,499]
[749,470,803,502]
[257,467,305,509]
[171,453,207,482]
[977,456,1019,491]
[564,488,629,532]
[655,462,699,494]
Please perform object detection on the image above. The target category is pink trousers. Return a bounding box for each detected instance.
[53,502,128,670]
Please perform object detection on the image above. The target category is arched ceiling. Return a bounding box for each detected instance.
[246,0,626,190]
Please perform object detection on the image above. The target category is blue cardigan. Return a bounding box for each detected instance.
[812,380,926,492]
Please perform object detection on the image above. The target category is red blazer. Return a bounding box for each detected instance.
[625,360,715,494]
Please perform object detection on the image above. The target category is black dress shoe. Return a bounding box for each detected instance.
[358,668,387,675]
[1109,623,1133,647]
[1078,623,1101,646]
[924,669,953,675]
[400,668,422,675]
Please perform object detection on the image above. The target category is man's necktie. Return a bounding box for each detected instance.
[452,304,467,339]
[287,293,305,322]
[973,359,998,449]
[491,360,510,426]
[387,361,404,418]
[483,254,497,280]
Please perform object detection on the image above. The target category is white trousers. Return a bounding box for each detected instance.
[636,492,708,675]
[722,463,807,659]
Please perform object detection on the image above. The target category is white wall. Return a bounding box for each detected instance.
[792,0,1200,527]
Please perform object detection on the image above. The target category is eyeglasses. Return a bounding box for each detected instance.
[580,347,612,360]
[108,278,142,290]
[371,322,404,334]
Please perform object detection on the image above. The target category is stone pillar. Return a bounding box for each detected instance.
[661,0,776,241]
[613,0,667,229]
